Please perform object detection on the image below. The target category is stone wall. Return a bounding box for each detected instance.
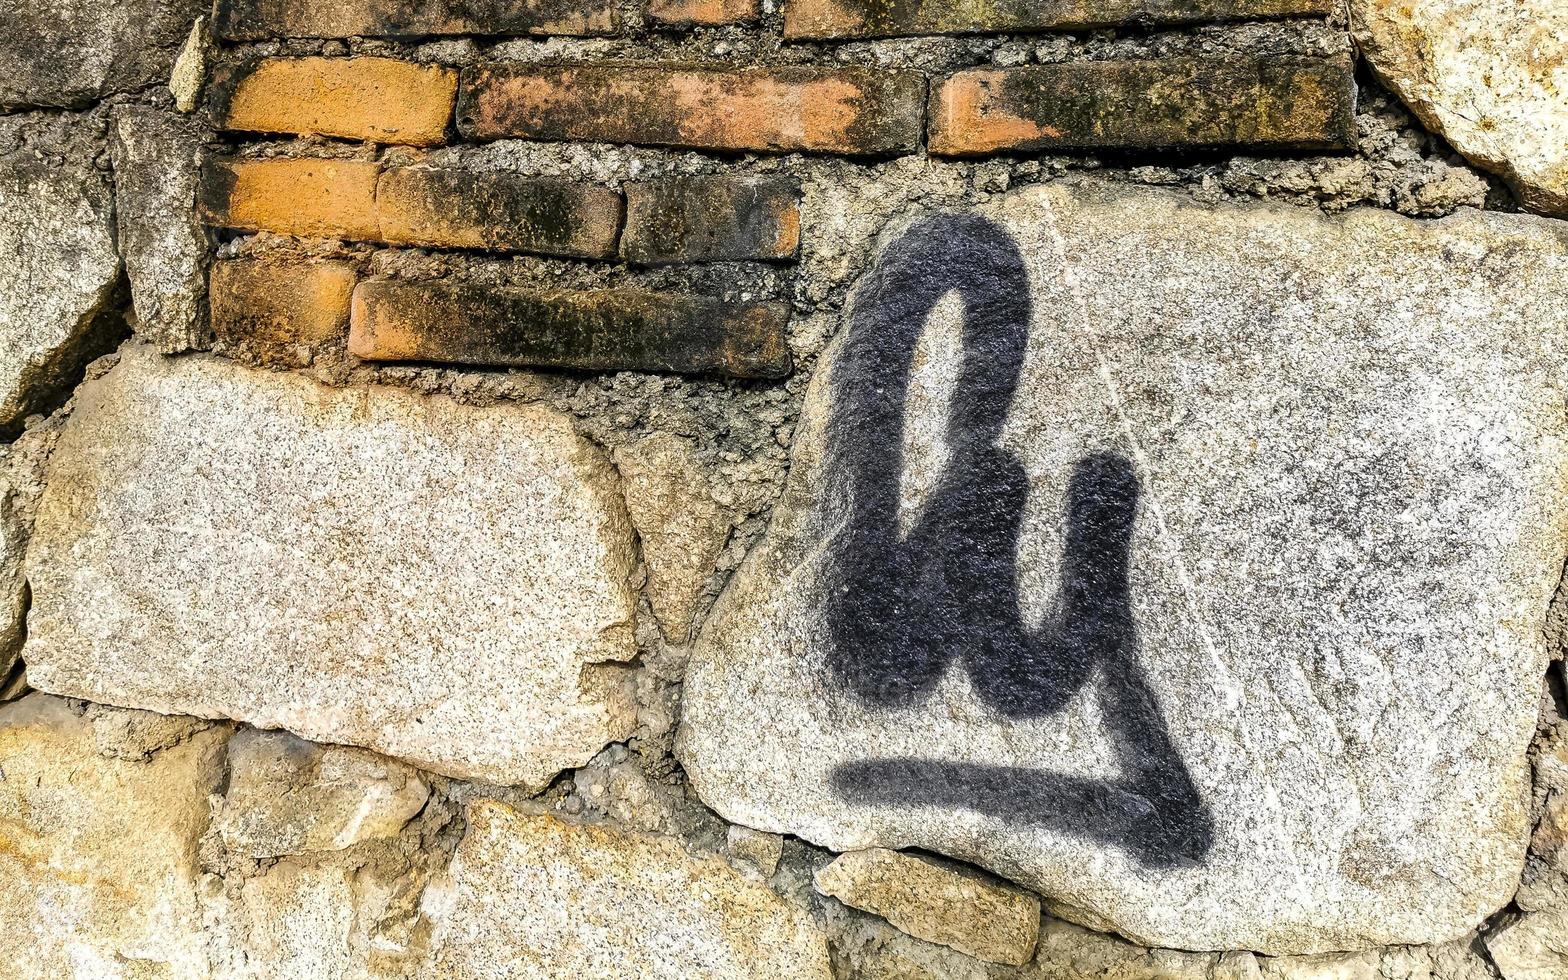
[1,0,1566,977]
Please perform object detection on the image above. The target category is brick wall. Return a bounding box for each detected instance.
[198,0,1356,379]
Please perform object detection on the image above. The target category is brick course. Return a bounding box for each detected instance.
[201,157,382,241]
[216,0,616,41]
[210,259,358,351]
[377,168,622,257]
[623,176,801,265]
[457,64,926,156]
[649,0,760,27]
[929,56,1357,156]
[350,280,793,378]
[783,0,1336,39]
[215,57,457,147]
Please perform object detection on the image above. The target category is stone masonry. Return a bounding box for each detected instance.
[1,0,1567,978]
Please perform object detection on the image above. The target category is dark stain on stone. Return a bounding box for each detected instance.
[821,212,1212,868]
[216,0,617,41]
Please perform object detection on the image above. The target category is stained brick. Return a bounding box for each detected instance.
[210,259,357,351]
[458,64,924,156]
[200,157,382,241]
[377,167,622,258]
[649,0,760,27]
[623,176,800,265]
[783,0,1336,39]
[928,56,1356,157]
[215,57,457,147]
[216,0,617,41]
[350,280,793,378]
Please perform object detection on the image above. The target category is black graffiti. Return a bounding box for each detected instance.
[822,213,1212,868]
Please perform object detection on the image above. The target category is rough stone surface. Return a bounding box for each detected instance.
[0,694,228,978]
[109,105,210,353]
[85,701,211,761]
[724,825,784,876]
[0,420,56,690]
[1352,0,1568,216]
[420,801,834,978]
[0,0,203,109]
[217,728,429,858]
[169,16,207,113]
[24,344,640,786]
[377,166,622,257]
[0,114,123,430]
[615,432,733,643]
[814,848,1041,965]
[1487,909,1568,980]
[679,178,1568,953]
[1025,919,1259,980]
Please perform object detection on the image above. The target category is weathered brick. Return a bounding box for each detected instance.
[210,259,357,351]
[783,0,1335,39]
[376,167,622,258]
[458,64,924,156]
[350,280,792,378]
[623,176,800,265]
[200,157,382,241]
[928,56,1356,156]
[215,57,457,146]
[216,0,617,41]
[649,0,760,27]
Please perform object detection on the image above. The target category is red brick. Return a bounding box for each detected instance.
[649,0,760,27]
[929,56,1356,156]
[350,279,792,378]
[458,64,924,156]
[215,57,456,146]
[376,167,622,258]
[200,157,382,241]
[623,176,800,265]
[210,259,357,357]
[216,0,616,41]
[784,0,1335,39]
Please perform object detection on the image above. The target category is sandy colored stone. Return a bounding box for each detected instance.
[86,702,211,761]
[218,728,429,858]
[109,105,211,353]
[1257,952,1381,980]
[1025,919,1259,980]
[1352,0,1568,216]
[725,825,784,875]
[217,57,457,146]
[615,433,732,643]
[24,344,639,786]
[0,694,228,978]
[1486,909,1568,980]
[170,16,208,112]
[0,421,54,689]
[815,848,1040,965]
[201,156,382,241]
[679,178,1568,953]
[0,114,122,430]
[421,801,833,978]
